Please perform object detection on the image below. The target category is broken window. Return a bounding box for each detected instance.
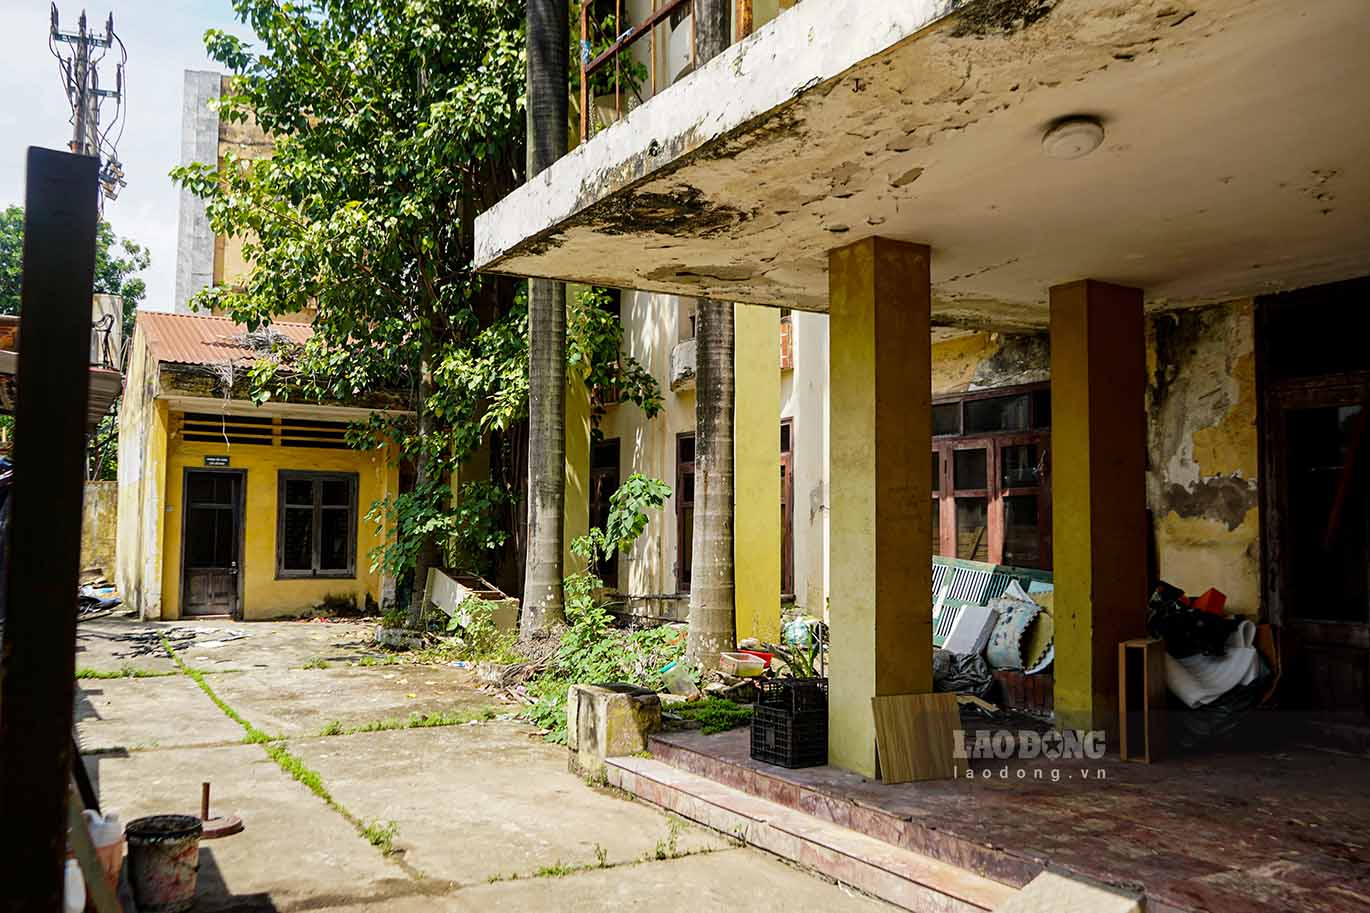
[931,383,1051,570]
[276,470,358,578]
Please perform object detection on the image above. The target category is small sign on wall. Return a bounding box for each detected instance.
[204,455,230,467]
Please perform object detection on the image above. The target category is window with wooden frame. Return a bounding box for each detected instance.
[932,383,1051,570]
[276,470,359,578]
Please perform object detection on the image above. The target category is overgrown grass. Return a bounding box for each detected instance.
[77,666,177,679]
[162,636,404,858]
[316,708,497,738]
[671,698,752,735]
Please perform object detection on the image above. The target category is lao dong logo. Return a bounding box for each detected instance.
[954,729,1107,761]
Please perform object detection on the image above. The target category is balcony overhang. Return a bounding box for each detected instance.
[476,0,1370,327]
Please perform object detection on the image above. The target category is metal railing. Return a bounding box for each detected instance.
[578,0,694,143]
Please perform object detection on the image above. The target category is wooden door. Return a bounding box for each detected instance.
[1267,373,1370,715]
[182,470,243,617]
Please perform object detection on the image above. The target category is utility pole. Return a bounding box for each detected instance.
[49,4,127,200]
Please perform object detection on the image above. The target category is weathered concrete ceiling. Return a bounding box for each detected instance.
[475,0,1370,328]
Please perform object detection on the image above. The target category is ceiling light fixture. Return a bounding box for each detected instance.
[1042,116,1105,160]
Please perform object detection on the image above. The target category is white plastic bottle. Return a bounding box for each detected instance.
[63,858,85,913]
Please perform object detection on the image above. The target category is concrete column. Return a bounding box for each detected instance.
[174,71,221,314]
[828,237,933,778]
[1049,280,1149,738]
[734,302,781,644]
[564,373,592,572]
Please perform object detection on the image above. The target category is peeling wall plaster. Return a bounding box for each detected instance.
[931,331,1050,394]
[1146,300,1261,614]
[929,304,1262,615]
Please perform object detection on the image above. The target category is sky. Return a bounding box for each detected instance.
[0,0,253,312]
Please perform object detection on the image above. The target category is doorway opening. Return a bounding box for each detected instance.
[181,469,245,617]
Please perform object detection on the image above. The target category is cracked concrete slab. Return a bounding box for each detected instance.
[289,724,730,884]
[75,617,387,674]
[444,849,900,913]
[208,665,503,738]
[76,676,245,753]
[83,743,411,913]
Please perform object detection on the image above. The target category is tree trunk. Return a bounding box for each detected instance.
[686,300,736,669]
[407,328,443,626]
[686,0,738,669]
[521,0,570,635]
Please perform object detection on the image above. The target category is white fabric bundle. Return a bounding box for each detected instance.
[1165,619,1265,708]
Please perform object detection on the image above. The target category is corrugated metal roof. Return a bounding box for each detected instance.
[138,311,312,367]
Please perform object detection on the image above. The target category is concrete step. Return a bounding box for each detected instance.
[606,755,1017,913]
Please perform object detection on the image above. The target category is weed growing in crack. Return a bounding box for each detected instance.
[162,636,405,862]
[652,818,684,861]
[76,666,177,679]
[361,820,399,855]
[594,844,608,868]
[302,657,331,670]
[316,708,497,738]
[534,860,577,878]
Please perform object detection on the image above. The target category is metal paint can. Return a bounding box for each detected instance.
[125,814,203,912]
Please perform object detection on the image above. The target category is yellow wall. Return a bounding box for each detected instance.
[159,416,398,620]
[116,324,171,619]
[734,303,781,643]
[1145,300,1261,615]
[81,481,118,578]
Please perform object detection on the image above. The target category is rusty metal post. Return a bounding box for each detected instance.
[736,0,753,39]
[579,1,590,143]
[615,0,622,120]
[0,147,100,911]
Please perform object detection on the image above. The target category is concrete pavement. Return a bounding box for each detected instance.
[78,618,897,912]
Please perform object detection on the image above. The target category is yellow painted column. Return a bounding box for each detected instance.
[1049,280,1149,739]
[149,399,171,620]
[828,237,933,778]
[564,371,592,573]
[733,302,781,644]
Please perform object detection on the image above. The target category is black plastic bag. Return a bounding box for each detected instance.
[1147,584,1239,659]
[932,648,993,697]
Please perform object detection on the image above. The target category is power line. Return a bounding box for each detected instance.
[49,4,128,203]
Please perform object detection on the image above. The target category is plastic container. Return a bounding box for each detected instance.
[719,652,766,677]
[750,705,828,768]
[757,677,829,713]
[661,661,700,698]
[63,858,85,913]
[737,650,773,669]
[126,815,203,913]
[84,809,124,895]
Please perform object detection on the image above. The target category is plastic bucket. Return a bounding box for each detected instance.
[125,815,202,912]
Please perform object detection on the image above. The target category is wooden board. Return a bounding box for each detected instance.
[871,692,959,784]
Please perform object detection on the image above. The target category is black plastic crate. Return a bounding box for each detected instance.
[757,677,828,713]
[750,705,827,769]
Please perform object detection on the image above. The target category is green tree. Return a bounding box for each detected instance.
[0,205,149,338]
[173,1,660,615]
[0,205,149,480]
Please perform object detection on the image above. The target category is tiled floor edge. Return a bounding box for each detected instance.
[648,733,1043,889]
[609,756,1009,913]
